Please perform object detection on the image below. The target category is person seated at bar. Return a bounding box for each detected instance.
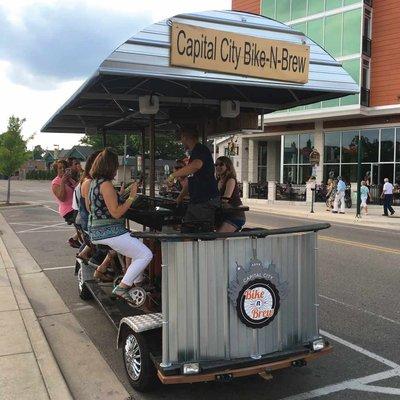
[215,156,245,232]
[168,126,220,232]
[87,148,153,302]
[51,160,81,248]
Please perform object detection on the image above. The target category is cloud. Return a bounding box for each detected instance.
[0,2,151,89]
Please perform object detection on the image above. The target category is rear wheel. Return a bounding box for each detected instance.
[77,264,92,300]
[123,330,157,392]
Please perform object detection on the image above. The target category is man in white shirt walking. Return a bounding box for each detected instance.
[332,176,346,214]
[382,178,395,216]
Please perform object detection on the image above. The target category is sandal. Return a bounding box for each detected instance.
[76,253,90,263]
[94,268,114,283]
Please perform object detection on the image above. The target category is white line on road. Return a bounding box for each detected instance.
[42,265,76,271]
[10,221,63,226]
[17,222,66,234]
[18,229,74,234]
[43,205,60,214]
[320,294,400,326]
[320,330,400,369]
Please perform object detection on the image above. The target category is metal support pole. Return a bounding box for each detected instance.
[201,119,207,145]
[310,188,315,213]
[123,134,127,185]
[160,263,171,368]
[141,128,146,195]
[149,115,156,198]
[356,136,363,218]
[251,329,261,360]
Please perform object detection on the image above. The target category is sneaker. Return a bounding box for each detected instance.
[68,238,81,249]
[332,211,338,214]
[112,285,133,303]
[382,214,389,216]
[390,211,395,215]
[339,212,345,214]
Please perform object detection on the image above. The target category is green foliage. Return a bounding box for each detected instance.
[0,116,30,177]
[80,132,184,160]
[33,145,45,160]
[25,170,56,180]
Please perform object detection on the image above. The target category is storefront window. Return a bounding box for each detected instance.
[396,128,400,161]
[325,132,341,163]
[258,142,268,183]
[283,165,297,184]
[362,129,379,162]
[380,128,395,162]
[291,0,307,20]
[341,131,359,163]
[341,164,357,183]
[395,164,400,185]
[325,14,342,57]
[299,133,314,163]
[284,134,298,164]
[343,9,362,55]
[276,0,290,21]
[299,165,313,184]
[324,164,340,183]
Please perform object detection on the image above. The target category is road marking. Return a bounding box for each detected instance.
[320,330,400,369]
[248,222,400,254]
[18,229,74,234]
[43,205,60,214]
[320,235,400,255]
[17,222,67,234]
[42,265,76,271]
[10,221,63,226]
[320,294,400,326]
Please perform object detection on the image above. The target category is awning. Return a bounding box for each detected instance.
[41,10,359,135]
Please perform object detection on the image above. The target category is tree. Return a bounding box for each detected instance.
[0,116,30,204]
[80,132,184,159]
[33,144,45,160]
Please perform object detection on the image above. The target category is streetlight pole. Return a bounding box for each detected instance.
[356,136,363,218]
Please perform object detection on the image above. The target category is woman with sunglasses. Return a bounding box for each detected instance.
[215,156,246,232]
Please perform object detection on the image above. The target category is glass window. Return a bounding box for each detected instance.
[325,14,342,57]
[291,22,307,33]
[343,9,362,55]
[308,0,324,15]
[381,128,395,162]
[307,18,324,45]
[340,94,360,106]
[306,102,322,109]
[284,134,298,164]
[283,165,297,184]
[299,133,314,163]
[341,164,357,183]
[258,167,268,183]
[325,132,341,163]
[299,165,313,183]
[395,164,400,185]
[322,99,340,108]
[261,0,276,18]
[396,128,400,161]
[341,131,359,163]
[258,141,268,166]
[361,129,379,162]
[291,0,307,20]
[276,0,291,22]
[342,59,360,84]
[324,164,340,183]
[344,0,360,5]
[325,0,342,11]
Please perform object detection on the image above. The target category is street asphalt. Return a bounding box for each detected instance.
[1,181,400,399]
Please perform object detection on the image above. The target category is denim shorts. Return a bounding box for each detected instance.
[224,218,245,231]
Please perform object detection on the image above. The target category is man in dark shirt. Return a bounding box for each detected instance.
[167,128,219,232]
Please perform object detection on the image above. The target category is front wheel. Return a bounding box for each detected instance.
[123,331,157,392]
[77,264,92,300]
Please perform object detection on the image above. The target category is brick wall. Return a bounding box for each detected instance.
[370,0,400,107]
[232,0,260,14]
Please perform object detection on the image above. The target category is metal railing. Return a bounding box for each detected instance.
[275,183,306,201]
[248,182,268,199]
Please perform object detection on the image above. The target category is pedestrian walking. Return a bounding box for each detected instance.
[360,180,371,215]
[325,178,336,211]
[381,178,395,216]
[332,176,346,214]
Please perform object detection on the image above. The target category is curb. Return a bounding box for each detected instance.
[0,212,130,400]
[0,236,73,400]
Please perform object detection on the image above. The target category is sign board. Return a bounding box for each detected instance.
[170,22,310,84]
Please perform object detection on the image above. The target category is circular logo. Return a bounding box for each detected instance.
[236,279,280,328]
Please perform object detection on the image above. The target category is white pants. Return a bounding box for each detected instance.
[333,192,345,213]
[93,233,153,286]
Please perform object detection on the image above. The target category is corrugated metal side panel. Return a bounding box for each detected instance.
[162,232,318,363]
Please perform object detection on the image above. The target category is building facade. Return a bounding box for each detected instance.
[231,0,400,200]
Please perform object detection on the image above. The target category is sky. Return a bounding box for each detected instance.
[0,0,231,150]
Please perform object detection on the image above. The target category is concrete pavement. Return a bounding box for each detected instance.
[0,212,130,400]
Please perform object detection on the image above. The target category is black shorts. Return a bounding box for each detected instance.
[182,198,220,233]
[63,210,78,225]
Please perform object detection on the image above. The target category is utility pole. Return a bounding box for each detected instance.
[356,135,363,218]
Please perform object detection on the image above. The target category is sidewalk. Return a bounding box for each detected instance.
[244,199,400,231]
[0,236,72,400]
